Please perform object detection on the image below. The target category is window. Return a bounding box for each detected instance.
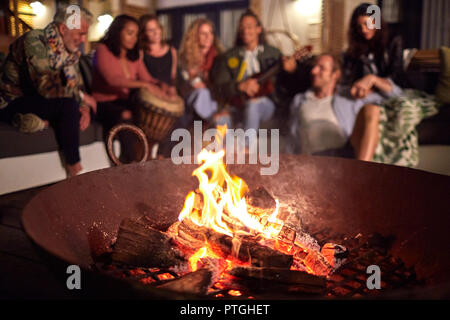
[157,0,249,49]
[7,0,34,37]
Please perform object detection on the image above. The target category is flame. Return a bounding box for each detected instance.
[178,126,283,240]
[178,125,295,285]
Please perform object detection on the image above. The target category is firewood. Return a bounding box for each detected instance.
[156,269,213,295]
[229,267,326,294]
[229,267,326,286]
[321,243,348,269]
[88,223,113,262]
[207,232,293,268]
[111,218,186,268]
[175,219,210,251]
[304,250,333,277]
[245,186,276,211]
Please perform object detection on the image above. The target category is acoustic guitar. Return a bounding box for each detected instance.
[231,45,313,108]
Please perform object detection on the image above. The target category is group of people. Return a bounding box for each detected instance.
[0,2,405,176]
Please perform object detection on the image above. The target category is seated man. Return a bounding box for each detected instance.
[289,54,402,161]
[0,5,95,176]
[212,10,287,134]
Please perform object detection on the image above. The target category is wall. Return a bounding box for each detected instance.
[157,0,241,10]
[260,0,322,55]
[32,0,56,29]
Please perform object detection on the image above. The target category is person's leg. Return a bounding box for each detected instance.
[51,98,82,175]
[188,88,218,120]
[244,97,275,131]
[2,95,82,175]
[96,100,138,163]
[350,104,380,161]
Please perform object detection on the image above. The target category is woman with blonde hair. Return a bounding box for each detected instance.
[177,18,224,122]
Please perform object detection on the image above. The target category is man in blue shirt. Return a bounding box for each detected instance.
[289,53,402,161]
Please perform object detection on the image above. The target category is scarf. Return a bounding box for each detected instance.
[44,22,81,89]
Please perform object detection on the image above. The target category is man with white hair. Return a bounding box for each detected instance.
[0,4,95,176]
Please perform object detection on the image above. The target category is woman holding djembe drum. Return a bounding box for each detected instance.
[139,14,178,98]
[92,15,179,163]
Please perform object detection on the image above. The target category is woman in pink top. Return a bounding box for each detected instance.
[92,15,167,162]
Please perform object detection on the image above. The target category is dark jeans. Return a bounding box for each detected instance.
[0,95,81,165]
[96,99,138,162]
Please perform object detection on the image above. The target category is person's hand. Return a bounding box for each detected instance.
[82,92,97,114]
[282,56,297,73]
[79,105,91,131]
[168,85,177,97]
[146,83,170,100]
[238,78,260,97]
[192,80,206,89]
[188,67,200,79]
[351,75,376,99]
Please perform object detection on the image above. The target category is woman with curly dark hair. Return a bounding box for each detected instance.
[92,14,167,161]
[342,3,404,99]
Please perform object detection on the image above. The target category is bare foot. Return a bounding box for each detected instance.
[43,120,49,128]
[67,162,83,177]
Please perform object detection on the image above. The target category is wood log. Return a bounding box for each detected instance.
[245,186,276,211]
[207,232,293,268]
[304,250,333,277]
[229,266,326,294]
[111,217,186,268]
[174,219,210,251]
[229,266,326,287]
[88,223,113,262]
[156,269,213,295]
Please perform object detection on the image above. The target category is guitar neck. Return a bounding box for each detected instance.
[255,46,311,85]
[257,62,282,84]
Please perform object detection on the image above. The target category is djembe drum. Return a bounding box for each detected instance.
[133,88,184,142]
[107,88,184,165]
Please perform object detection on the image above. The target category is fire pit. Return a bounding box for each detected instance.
[22,154,450,299]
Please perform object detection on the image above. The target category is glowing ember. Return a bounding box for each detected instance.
[228,290,242,296]
[157,273,175,280]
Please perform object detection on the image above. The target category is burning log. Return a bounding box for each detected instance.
[245,186,277,217]
[321,243,348,269]
[304,250,333,277]
[295,231,321,252]
[156,269,213,295]
[172,219,293,268]
[175,219,211,251]
[207,232,293,268]
[111,218,186,268]
[229,267,326,294]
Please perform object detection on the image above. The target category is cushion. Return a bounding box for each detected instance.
[435,46,450,103]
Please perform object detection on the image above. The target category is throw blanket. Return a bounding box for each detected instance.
[373,89,441,167]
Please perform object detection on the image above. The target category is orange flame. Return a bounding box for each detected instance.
[178,126,283,240]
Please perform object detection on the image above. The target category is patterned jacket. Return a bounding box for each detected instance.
[0,26,84,109]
